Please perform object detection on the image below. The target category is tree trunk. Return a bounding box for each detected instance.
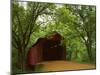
[18,47,26,72]
[85,42,93,62]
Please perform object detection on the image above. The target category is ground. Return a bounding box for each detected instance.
[35,60,95,72]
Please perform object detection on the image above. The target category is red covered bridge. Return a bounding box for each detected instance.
[26,32,66,70]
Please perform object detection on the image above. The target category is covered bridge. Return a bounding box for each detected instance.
[26,32,66,70]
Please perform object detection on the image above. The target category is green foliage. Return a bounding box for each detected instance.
[12,1,96,73]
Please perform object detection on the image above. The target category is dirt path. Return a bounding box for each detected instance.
[36,60,95,72]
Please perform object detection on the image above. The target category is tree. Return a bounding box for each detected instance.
[65,5,96,62]
[12,1,53,71]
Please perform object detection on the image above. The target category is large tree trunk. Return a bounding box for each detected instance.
[18,47,26,72]
[85,41,93,62]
